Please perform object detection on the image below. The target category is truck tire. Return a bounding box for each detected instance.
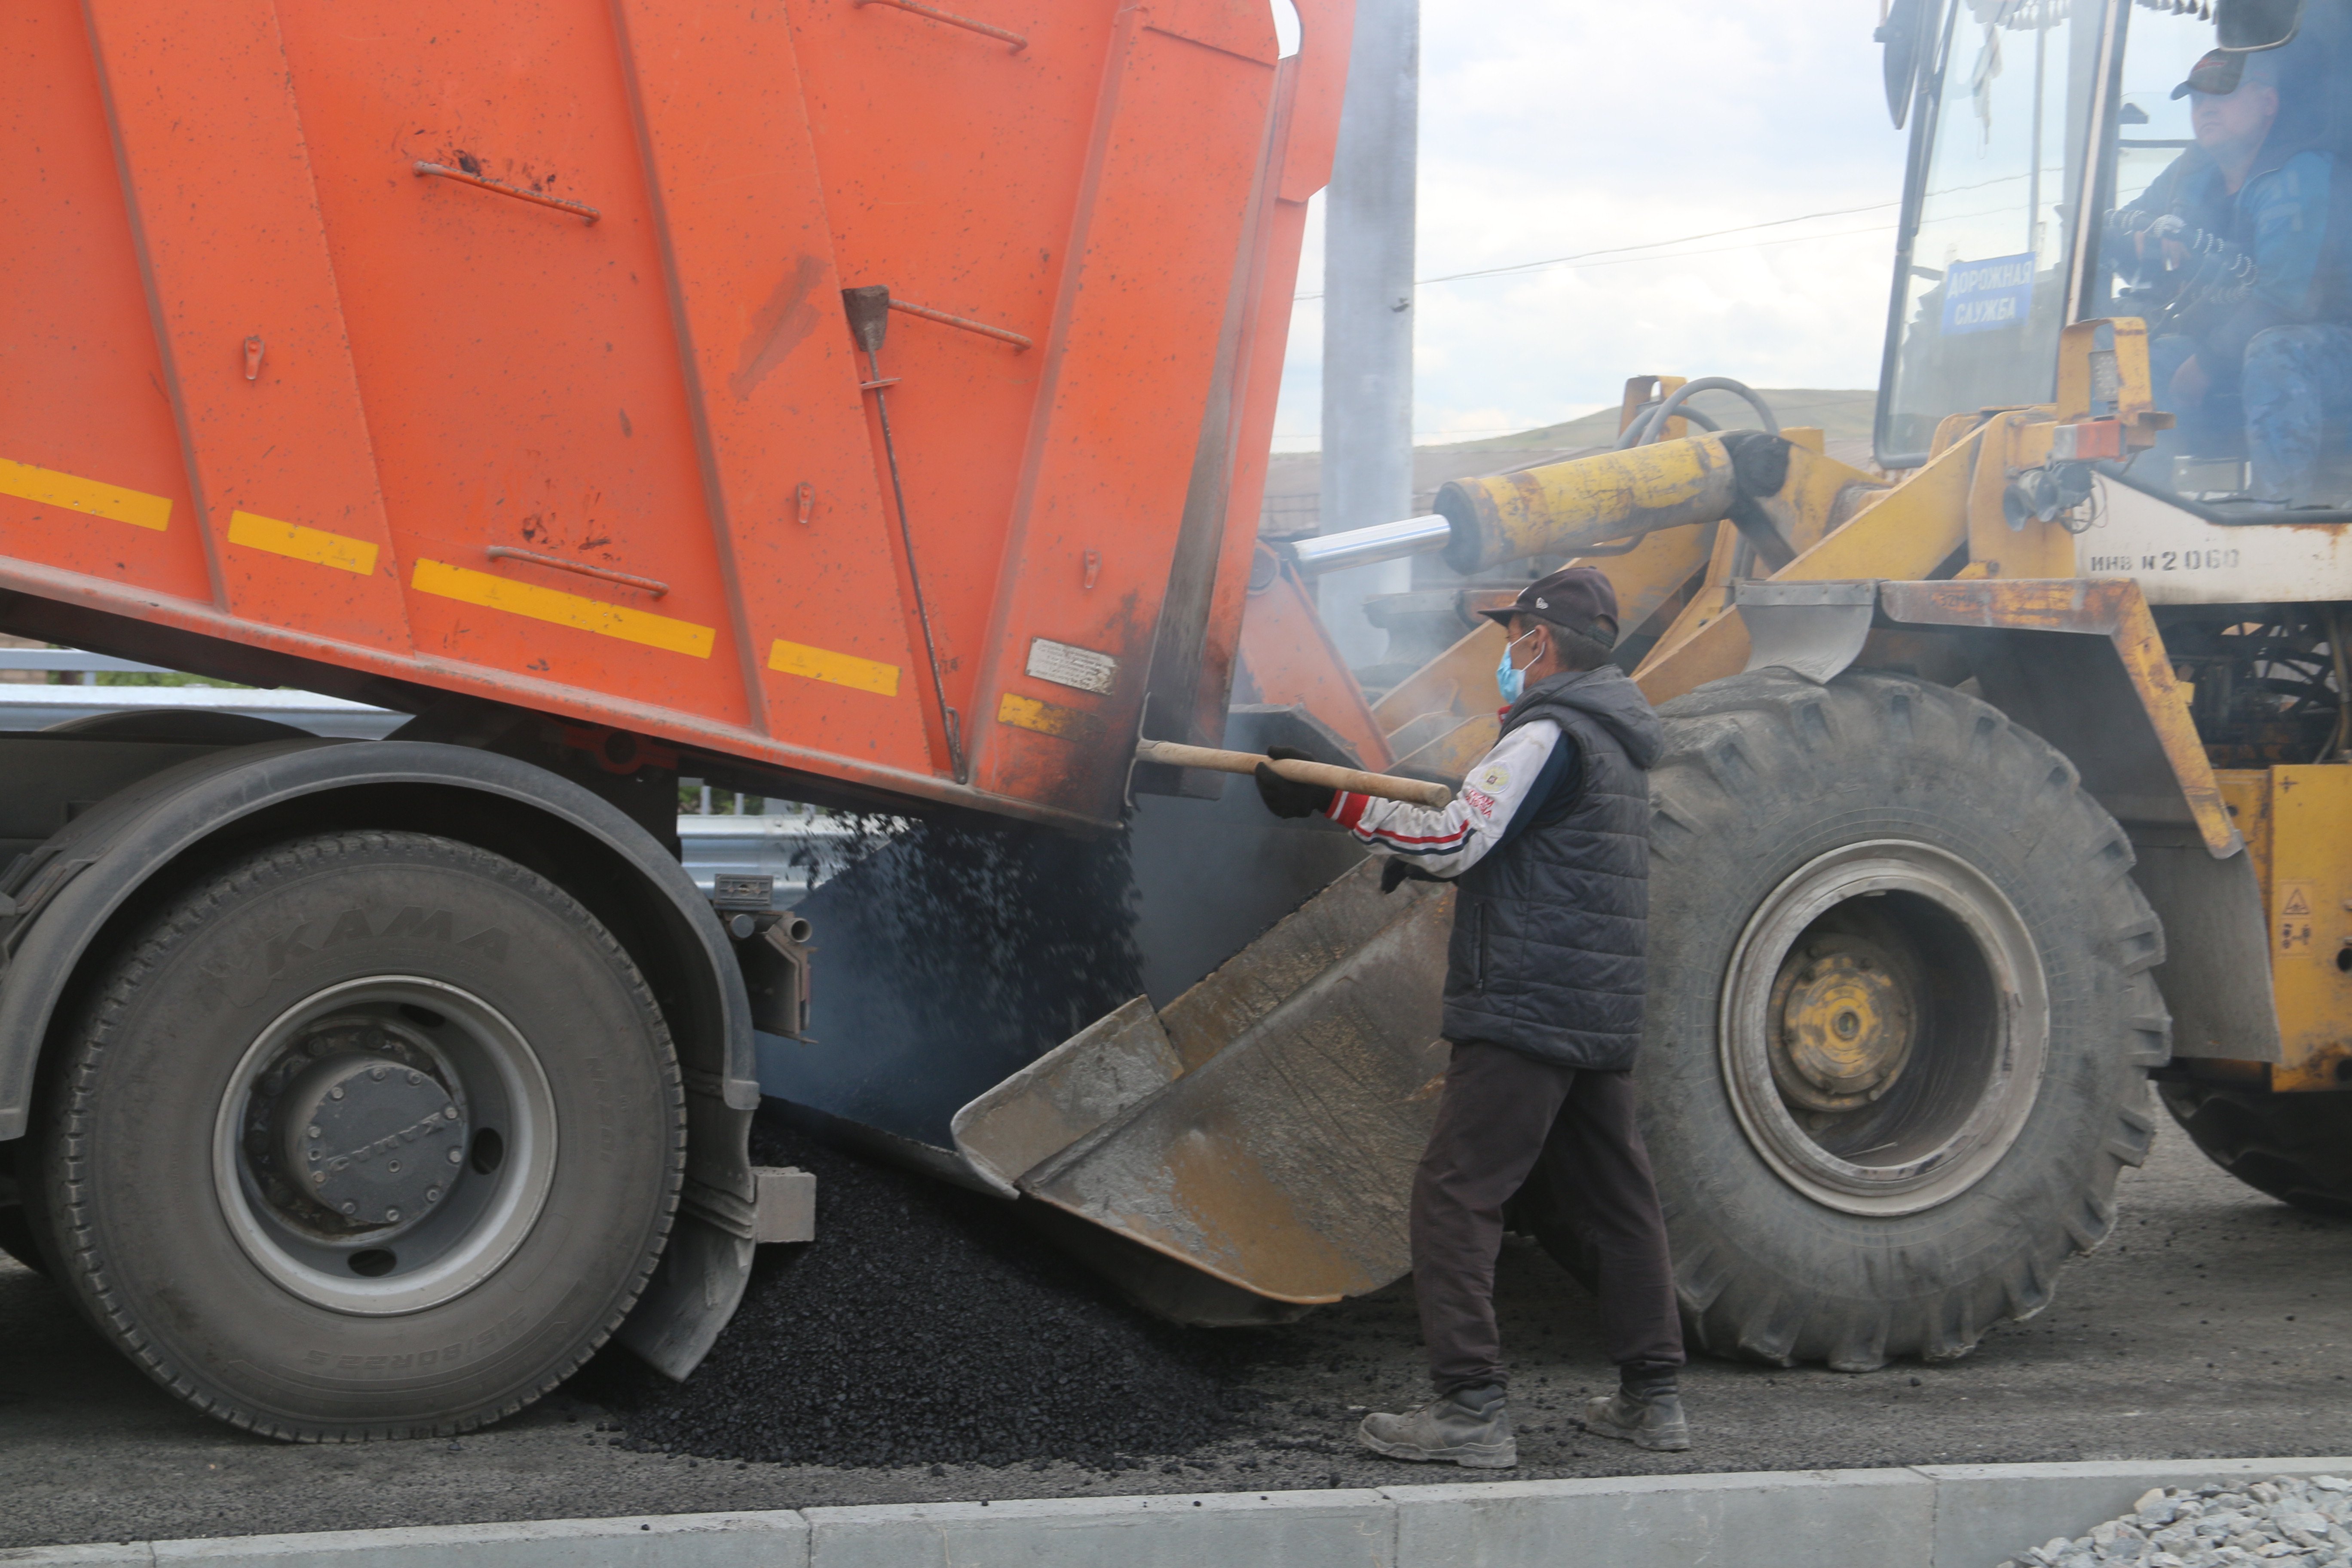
[1528,670,2166,1370]
[2156,1083,2352,1216]
[25,830,684,1439]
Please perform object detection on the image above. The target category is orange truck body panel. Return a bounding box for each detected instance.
[3,0,1350,829]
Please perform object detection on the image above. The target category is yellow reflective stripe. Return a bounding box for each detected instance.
[411,559,714,658]
[228,510,379,576]
[996,690,1101,744]
[0,457,170,531]
[768,638,899,697]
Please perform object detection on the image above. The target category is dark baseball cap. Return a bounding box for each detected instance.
[2172,46,2281,98]
[1477,566,1620,644]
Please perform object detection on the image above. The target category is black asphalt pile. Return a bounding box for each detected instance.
[579,1112,1287,1470]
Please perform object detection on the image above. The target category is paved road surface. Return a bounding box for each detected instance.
[4,1117,2349,1550]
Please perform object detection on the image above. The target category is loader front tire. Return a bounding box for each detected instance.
[27,831,685,1439]
[2156,1082,2352,1216]
[1533,671,2165,1371]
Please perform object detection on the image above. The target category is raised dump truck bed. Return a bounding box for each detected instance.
[0,0,1358,1443]
[5,0,1347,828]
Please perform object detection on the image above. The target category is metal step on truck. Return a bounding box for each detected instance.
[7,0,2352,1444]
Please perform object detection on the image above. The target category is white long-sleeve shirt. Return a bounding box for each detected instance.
[1324,718,1578,879]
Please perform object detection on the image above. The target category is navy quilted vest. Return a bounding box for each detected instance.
[1440,665,1663,1070]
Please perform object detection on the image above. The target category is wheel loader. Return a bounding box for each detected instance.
[921,0,2352,1374]
[1,0,2347,1444]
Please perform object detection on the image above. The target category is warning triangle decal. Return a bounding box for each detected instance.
[2284,888,2312,916]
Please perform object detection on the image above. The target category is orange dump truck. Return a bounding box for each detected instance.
[0,0,1355,1438]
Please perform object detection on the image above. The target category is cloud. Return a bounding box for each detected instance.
[1272,2,1910,450]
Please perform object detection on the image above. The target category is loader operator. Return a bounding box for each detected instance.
[2115,44,2352,505]
[1252,566,1688,1468]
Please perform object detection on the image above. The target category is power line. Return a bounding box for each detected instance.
[1282,218,1902,335]
[1544,220,1899,271]
[1417,200,1905,285]
[1297,172,2044,303]
[1294,199,1901,301]
[1541,199,2025,275]
[1274,426,1574,439]
[1289,198,2033,312]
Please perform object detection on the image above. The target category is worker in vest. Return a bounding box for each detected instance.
[1253,566,1688,1467]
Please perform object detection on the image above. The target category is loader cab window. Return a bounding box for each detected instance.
[1879,1,2105,462]
[2089,0,2352,511]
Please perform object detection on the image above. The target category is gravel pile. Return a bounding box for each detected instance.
[2001,1476,2352,1568]
[579,1113,1282,1470]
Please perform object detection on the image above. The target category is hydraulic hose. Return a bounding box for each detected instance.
[1617,377,1782,449]
[1616,403,1723,447]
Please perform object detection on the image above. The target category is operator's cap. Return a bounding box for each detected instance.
[2171,46,2278,98]
[1477,566,1620,646]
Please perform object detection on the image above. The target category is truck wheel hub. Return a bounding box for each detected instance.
[276,1046,466,1231]
[1769,937,1913,1111]
[214,978,557,1314]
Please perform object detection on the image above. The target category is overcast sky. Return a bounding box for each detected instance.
[1270,3,1914,450]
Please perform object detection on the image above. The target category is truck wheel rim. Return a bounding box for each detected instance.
[1718,839,2048,1216]
[210,976,557,1314]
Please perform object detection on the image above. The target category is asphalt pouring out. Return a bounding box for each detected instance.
[767,812,1150,1149]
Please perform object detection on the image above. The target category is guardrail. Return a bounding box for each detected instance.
[0,649,173,678]
[0,658,877,898]
[676,812,877,900]
[0,649,402,737]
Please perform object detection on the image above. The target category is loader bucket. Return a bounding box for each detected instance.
[951,858,1453,1317]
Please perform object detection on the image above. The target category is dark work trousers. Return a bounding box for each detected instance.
[1410,1038,1684,1394]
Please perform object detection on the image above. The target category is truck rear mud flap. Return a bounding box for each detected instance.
[950,860,1452,1323]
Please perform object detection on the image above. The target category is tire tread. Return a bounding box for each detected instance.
[1618,671,2166,1370]
[33,830,686,1442]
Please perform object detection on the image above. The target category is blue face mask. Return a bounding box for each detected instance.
[1495,628,1539,705]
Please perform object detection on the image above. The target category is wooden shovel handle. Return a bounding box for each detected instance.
[1135,740,1454,810]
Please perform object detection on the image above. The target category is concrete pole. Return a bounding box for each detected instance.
[1317,0,1418,673]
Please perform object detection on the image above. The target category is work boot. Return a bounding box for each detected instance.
[1358,1383,1516,1468]
[1581,1371,1690,1452]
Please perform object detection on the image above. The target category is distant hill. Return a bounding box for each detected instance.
[1429,388,1879,452]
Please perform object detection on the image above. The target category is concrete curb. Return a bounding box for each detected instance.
[8,1457,2348,1568]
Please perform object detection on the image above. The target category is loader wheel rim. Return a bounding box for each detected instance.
[1720,839,2047,1216]
[211,976,557,1314]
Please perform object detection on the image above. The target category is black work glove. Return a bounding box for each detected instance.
[1380,858,1447,894]
[1253,745,1335,820]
